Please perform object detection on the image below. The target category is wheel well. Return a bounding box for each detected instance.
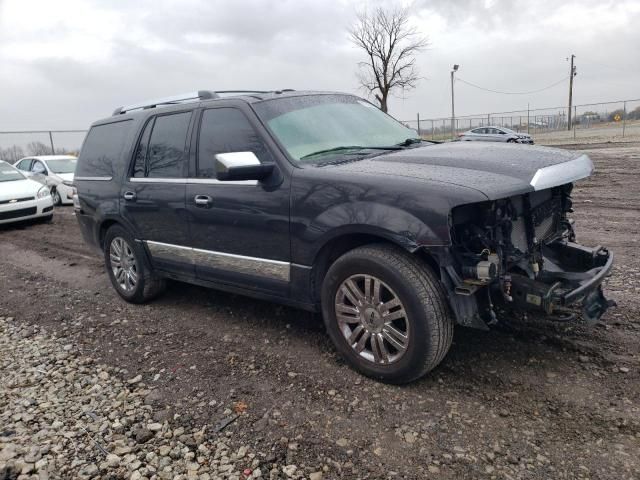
[99,220,120,250]
[310,234,441,303]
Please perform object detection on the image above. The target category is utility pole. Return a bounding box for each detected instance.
[451,64,459,139]
[48,131,55,155]
[567,54,576,131]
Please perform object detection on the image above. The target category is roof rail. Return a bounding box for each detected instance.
[214,90,271,95]
[112,89,297,116]
[112,90,217,116]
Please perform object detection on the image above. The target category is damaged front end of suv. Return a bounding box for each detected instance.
[442,157,615,329]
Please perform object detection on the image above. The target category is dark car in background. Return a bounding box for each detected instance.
[74,90,613,383]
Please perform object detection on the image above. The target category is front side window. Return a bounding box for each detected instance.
[197,108,271,178]
[32,161,46,173]
[253,95,417,162]
[146,112,191,178]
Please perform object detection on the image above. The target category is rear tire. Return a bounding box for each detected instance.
[103,225,165,303]
[321,244,454,384]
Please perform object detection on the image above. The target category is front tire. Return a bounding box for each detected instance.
[103,225,165,303]
[51,188,62,206]
[321,244,454,384]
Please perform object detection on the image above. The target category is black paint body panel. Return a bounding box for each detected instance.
[74,91,587,312]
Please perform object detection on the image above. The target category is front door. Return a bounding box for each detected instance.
[185,106,290,295]
[120,110,194,276]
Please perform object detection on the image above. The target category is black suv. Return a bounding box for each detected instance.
[75,90,614,383]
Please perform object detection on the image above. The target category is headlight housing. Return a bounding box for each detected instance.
[37,186,51,199]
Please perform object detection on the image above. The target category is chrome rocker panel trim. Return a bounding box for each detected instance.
[144,240,290,282]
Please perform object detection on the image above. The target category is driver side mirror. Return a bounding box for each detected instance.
[214,152,274,181]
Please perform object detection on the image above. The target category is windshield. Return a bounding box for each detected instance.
[254,95,419,162]
[0,162,26,182]
[46,158,77,174]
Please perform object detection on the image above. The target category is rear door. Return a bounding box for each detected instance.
[185,106,291,295]
[471,128,488,141]
[120,110,194,276]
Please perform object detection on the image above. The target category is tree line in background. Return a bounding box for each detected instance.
[0,141,79,164]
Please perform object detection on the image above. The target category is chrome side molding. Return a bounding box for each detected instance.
[129,177,257,186]
[529,154,593,191]
[74,176,113,181]
[145,240,290,282]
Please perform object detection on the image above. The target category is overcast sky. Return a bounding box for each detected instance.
[1,0,639,134]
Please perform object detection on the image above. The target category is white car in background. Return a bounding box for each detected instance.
[14,155,77,206]
[458,126,534,144]
[0,160,54,224]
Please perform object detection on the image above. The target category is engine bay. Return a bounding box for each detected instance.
[448,183,614,326]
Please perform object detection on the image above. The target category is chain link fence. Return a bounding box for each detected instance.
[0,130,87,163]
[2,98,639,162]
[402,98,640,144]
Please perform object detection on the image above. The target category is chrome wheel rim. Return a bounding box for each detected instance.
[334,274,409,365]
[109,237,138,292]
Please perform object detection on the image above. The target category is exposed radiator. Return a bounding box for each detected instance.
[511,206,559,253]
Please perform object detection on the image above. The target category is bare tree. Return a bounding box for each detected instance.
[0,145,25,163]
[350,7,428,112]
[26,141,51,156]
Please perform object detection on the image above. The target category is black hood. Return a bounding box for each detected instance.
[332,142,593,200]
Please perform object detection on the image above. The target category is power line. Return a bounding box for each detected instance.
[456,76,569,95]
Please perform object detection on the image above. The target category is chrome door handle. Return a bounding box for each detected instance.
[123,191,136,201]
[194,195,212,207]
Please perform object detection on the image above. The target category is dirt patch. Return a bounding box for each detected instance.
[1,142,639,479]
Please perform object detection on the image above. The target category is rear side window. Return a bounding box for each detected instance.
[76,120,132,177]
[15,159,32,171]
[197,108,271,178]
[132,120,152,178]
[132,112,191,178]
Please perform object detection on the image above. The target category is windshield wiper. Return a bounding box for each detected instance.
[300,145,402,160]
[395,138,424,147]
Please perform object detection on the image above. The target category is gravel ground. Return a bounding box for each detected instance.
[0,316,274,480]
[1,141,639,479]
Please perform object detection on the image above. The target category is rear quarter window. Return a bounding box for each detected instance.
[76,120,133,178]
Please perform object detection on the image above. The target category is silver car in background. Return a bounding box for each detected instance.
[458,126,533,144]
